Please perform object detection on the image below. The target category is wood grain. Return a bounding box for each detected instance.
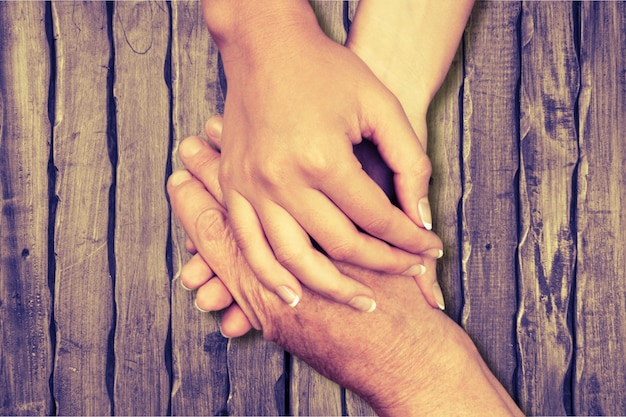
[427,46,464,322]
[310,0,347,45]
[50,2,114,415]
[0,1,624,415]
[226,332,286,416]
[461,1,521,397]
[170,2,229,415]
[0,3,53,415]
[111,2,171,414]
[291,359,342,416]
[575,2,626,414]
[516,3,579,415]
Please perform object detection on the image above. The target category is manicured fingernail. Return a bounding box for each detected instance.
[169,170,192,187]
[432,282,445,310]
[418,198,433,230]
[423,248,444,259]
[180,279,193,291]
[402,264,426,277]
[276,286,300,308]
[180,136,204,158]
[348,296,377,313]
[194,299,209,313]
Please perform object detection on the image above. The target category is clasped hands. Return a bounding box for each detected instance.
[167,117,522,416]
[188,1,446,320]
[172,37,446,335]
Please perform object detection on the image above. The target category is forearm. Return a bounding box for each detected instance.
[347,0,474,129]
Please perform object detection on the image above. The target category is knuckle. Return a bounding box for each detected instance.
[248,157,291,191]
[300,149,334,179]
[325,240,356,262]
[194,207,227,244]
[273,244,306,270]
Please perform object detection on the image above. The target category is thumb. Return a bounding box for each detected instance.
[362,97,433,230]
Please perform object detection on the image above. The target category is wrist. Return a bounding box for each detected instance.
[201,0,321,80]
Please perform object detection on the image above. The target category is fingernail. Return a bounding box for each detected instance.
[402,264,426,277]
[194,299,209,313]
[348,296,377,313]
[432,282,445,310]
[418,198,433,231]
[276,286,300,308]
[169,170,192,187]
[423,248,444,259]
[180,136,204,158]
[180,279,193,291]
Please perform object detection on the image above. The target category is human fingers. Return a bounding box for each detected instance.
[180,252,215,290]
[183,127,378,311]
[256,201,377,312]
[361,93,434,231]
[194,277,235,313]
[178,135,224,206]
[224,190,303,308]
[276,186,428,276]
[317,154,443,258]
[414,258,446,311]
[220,304,254,338]
[167,169,263,330]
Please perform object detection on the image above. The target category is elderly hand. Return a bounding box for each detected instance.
[167,160,522,417]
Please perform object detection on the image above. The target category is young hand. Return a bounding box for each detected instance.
[207,4,442,311]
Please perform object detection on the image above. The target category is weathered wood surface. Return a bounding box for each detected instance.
[461,1,521,398]
[112,2,171,414]
[50,2,113,415]
[170,2,229,415]
[1,2,625,416]
[575,2,626,415]
[0,3,53,415]
[517,2,579,414]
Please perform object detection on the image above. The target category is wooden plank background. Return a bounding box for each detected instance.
[1,1,625,416]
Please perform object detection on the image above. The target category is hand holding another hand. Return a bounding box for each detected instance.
[167,149,522,417]
[203,0,443,312]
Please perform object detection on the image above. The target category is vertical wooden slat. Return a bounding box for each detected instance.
[170,2,229,415]
[0,3,53,415]
[516,3,579,415]
[112,2,171,414]
[461,1,520,397]
[50,2,113,414]
[291,359,342,416]
[226,333,286,415]
[428,47,464,322]
[576,2,626,415]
